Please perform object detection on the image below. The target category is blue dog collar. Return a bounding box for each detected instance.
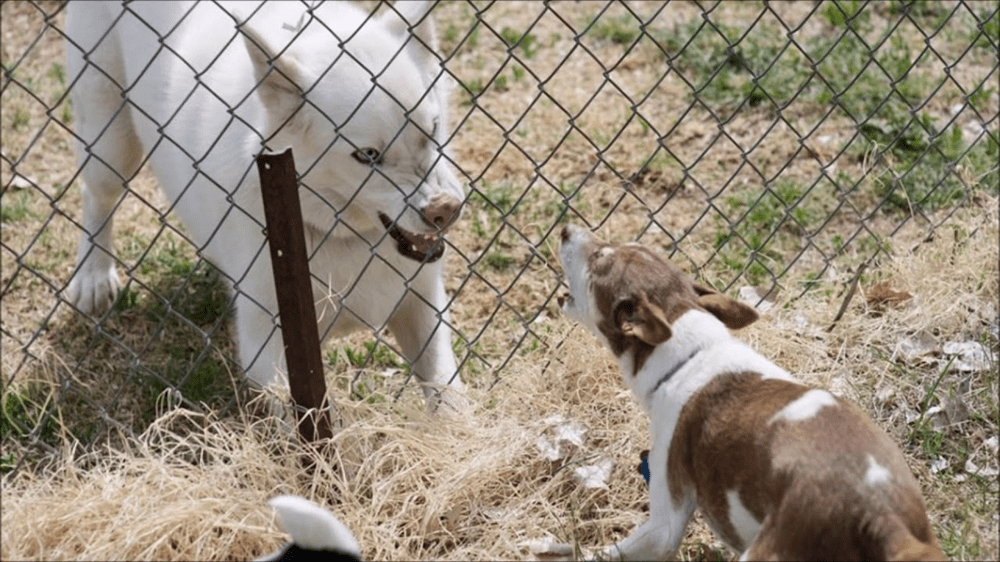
[638,449,650,485]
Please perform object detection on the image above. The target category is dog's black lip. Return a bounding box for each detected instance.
[378,213,445,263]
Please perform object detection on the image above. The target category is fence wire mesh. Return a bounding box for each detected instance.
[2,0,997,478]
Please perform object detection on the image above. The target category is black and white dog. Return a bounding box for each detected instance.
[257,495,361,561]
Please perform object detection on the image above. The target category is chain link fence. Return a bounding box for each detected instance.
[2,0,997,478]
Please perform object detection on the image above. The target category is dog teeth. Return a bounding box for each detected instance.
[406,231,440,246]
[385,220,445,262]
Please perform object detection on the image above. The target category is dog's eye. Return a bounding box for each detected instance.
[352,147,382,166]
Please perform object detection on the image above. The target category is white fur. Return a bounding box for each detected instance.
[633,311,793,413]
[726,489,762,549]
[63,1,465,409]
[769,389,837,424]
[865,454,893,486]
[256,495,361,560]
[558,229,602,338]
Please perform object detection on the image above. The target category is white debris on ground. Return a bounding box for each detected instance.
[520,539,575,562]
[535,415,615,489]
[897,333,998,481]
[894,330,941,365]
[738,286,775,313]
[535,414,587,462]
[942,341,995,372]
[930,457,949,475]
[572,457,614,490]
[893,331,996,373]
[9,174,35,190]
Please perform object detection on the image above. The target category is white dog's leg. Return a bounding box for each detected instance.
[64,3,142,315]
[597,448,695,561]
[233,281,300,424]
[596,517,690,561]
[235,291,285,391]
[388,264,466,411]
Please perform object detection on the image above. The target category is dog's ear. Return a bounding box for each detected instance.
[382,1,439,69]
[241,25,306,133]
[617,291,672,345]
[693,283,759,329]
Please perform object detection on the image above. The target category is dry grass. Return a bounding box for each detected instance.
[3,199,998,561]
[2,1,998,560]
[2,201,997,560]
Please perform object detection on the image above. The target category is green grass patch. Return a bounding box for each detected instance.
[712,179,829,285]
[499,26,538,58]
[145,260,231,327]
[0,381,65,474]
[1,191,40,223]
[464,77,485,99]
[483,252,516,271]
[1,383,59,446]
[972,6,999,50]
[140,353,235,424]
[330,340,403,370]
[660,4,996,216]
[127,254,236,422]
[586,14,641,45]
[327,341,405,404]
[452,338,490,382]
[821,0,868,27]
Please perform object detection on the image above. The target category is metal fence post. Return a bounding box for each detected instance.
[256,148,334,444]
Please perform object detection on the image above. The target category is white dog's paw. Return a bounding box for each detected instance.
[423,384,474,415]
[66,265,121,315]
[251,386,298,430]
[251,385,343,438]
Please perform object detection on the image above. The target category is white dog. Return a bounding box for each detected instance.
[64,1,465,409]
[556,224,943,561]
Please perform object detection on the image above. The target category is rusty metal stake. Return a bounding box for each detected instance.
[256,148,334,443]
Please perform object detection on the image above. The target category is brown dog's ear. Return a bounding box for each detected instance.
[694,283,759,329]
[618,291,673,345]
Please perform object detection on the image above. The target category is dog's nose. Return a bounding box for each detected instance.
[561,224,576,243]
[422,194,462,231]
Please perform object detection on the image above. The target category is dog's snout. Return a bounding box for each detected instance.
[561,223,590,245]
[422,194,462,230]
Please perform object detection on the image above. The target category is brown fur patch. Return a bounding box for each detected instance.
[666,371,942,559]
[694,289,759,330]
[588,243,744,376]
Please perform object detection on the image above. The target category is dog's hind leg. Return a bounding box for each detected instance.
[387,265,466,411]
[64,3,144,315]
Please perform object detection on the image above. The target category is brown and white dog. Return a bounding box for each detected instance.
[556,224,944,561]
